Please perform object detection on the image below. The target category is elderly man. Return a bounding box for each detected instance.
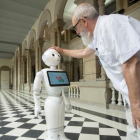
[51,3,140,140]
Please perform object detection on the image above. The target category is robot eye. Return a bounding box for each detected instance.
[52,54,55,57]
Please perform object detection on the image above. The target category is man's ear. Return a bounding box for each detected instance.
[81,17,88,27]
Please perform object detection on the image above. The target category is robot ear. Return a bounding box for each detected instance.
[42,54,46,63]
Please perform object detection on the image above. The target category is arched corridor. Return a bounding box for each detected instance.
[0,0,140,139]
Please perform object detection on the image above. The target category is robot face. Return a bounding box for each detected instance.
[42,49,61,66]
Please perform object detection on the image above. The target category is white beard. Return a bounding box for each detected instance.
[80,28,93,46]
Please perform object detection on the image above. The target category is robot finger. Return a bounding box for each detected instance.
[38,114,42,119]
[37,111,42,119]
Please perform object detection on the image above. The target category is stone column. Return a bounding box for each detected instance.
[116,0,129,12]
[83,54,101,81]
[26,50,32,84]
[21,56,26,90]
[47,18,65,69]
[93,0,99,12]
[57,27,63,69]
[14,55,16,90]
[74,0,85,5]
[97,0,107,80]
[78,58,84,81]
[66,61,73,82]
[98,0,105,15]
[16,46,22,91]
[34,38,44,73]
[44,25,50,40]
[35,46,39,73]
[100,66,107,79]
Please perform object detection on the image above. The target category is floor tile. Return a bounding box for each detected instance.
[18,123,36,129]
[99,128,120,136]
[31,124,47,131]
[70,117,85,122]
[0,90,127,140]
[78,134,99,140]
[26,119,43,124]
[0,127,13,134]
[4,122,24,128]
[81,127,99,134]
[64,126,82,133]
[5,128,29,136]
[22,130,44,138]
[0,135,18,140]
[100,135,121,140]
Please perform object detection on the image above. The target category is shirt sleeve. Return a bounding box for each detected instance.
[103,16,140,65]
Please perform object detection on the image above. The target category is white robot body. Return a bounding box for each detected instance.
[41,68,65,129]
[33,49,72,140]
[41,69,62,96]
[45,96,65,129]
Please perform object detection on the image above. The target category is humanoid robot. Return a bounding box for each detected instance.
[33,49,72,140]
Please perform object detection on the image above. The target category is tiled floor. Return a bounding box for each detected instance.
[0,90,127,140]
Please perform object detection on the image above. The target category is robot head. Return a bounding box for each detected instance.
[42,49,61,66]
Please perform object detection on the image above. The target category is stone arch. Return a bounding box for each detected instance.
[37,9,52,39]
[54,0,68,20]
[28,29,36,49]
[22,40,27,56]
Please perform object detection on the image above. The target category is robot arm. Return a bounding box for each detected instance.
[62,87,72,113]
[33,71,43,119]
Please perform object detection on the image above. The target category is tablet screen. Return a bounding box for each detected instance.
[47,71,70,86]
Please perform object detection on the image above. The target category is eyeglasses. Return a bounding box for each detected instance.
[73,19,83,32]
[73,17,87,38]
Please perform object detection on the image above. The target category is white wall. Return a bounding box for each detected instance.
[1,71,9,89]
[0,58,12,68]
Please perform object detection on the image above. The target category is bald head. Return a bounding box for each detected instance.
[73,3,99,21]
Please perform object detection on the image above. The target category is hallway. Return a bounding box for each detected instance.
[0,90,126,140]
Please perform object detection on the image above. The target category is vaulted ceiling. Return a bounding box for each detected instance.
[0,0,116,59]
[0,0,50,59]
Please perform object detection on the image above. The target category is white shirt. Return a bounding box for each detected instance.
[88,14,140,106]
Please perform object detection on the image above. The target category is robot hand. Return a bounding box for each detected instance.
[33,94,42,119]
[62,87,72,113]
[34,107,42,119]
[65,103,72,113]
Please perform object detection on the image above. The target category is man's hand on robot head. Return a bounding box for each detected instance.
[49,45,63,54]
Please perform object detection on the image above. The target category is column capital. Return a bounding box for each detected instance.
[74,0,85,5]
[25,49,34,57]
[98,0,106,5]
[33,38,44,49]
[74,0,97,5]
[47,18,65,35]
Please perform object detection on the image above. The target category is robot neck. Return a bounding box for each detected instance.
[50,66,57,70]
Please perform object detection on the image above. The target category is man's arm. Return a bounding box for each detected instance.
[50,46,95,58]
[122,53,140,129]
